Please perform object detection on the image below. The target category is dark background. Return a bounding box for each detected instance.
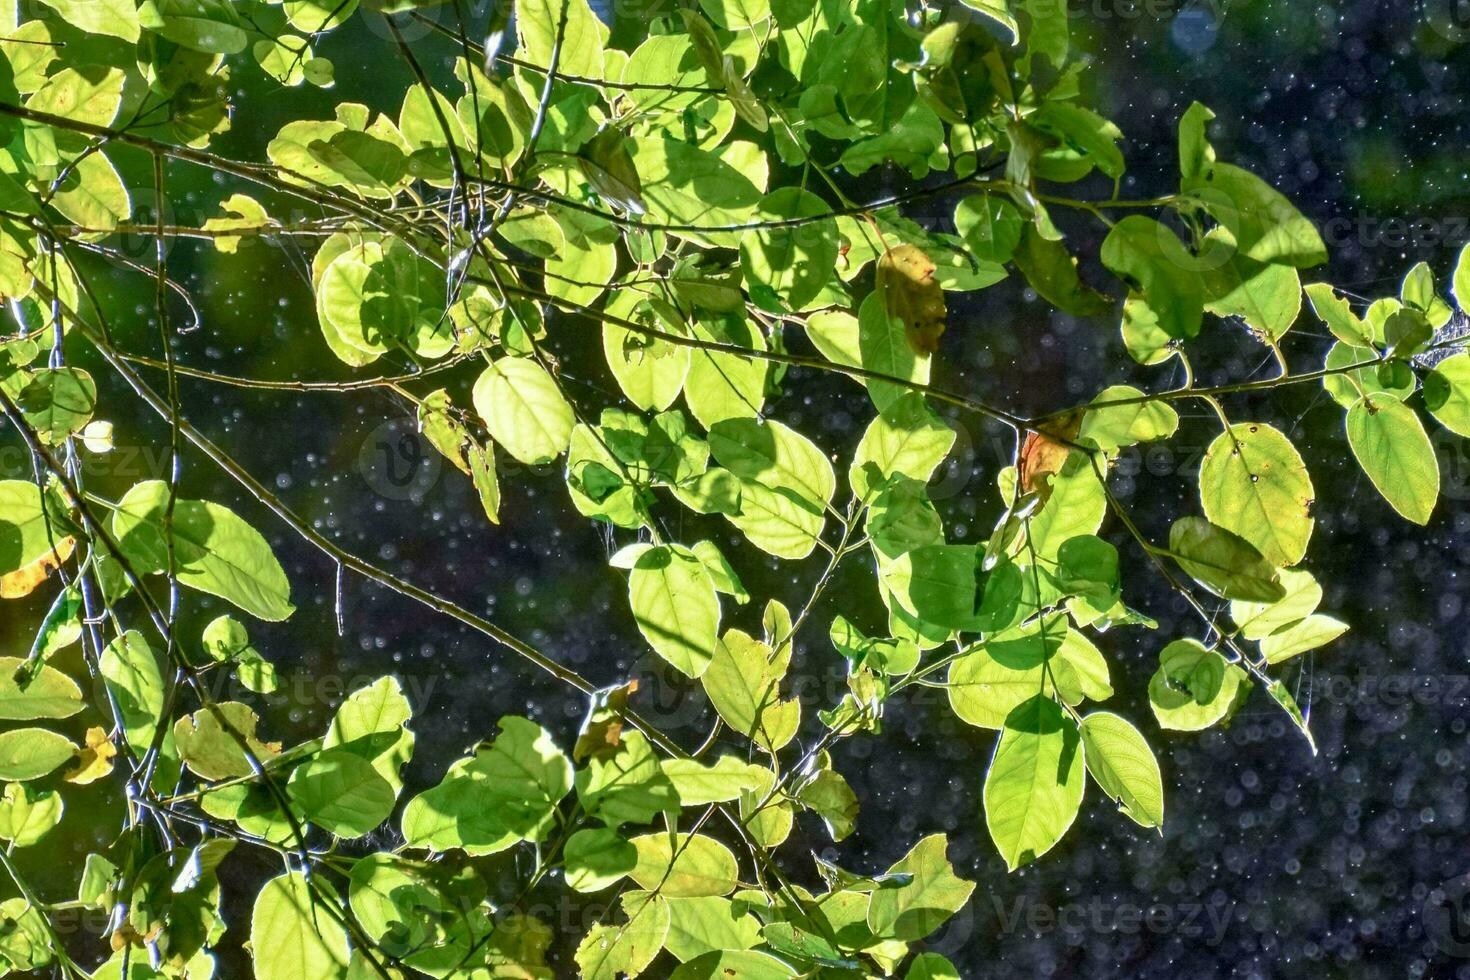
[5,0,1470,977]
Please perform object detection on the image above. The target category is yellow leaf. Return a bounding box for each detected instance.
[65,726,116,785]
[0,536,75,599]
[877,244,947,356]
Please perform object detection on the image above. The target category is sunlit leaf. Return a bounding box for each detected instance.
[1078,712,1163,829]
[1199,423,1314,567]
[982,697,1085,871]
[866,833,975,938]
[112,481,296,621]
[1345,393,1439,525]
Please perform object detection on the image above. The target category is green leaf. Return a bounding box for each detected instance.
[867,476,943,562]
[1304,282,1372,346]
[576,892,670,979]
[1077,385,1179,453]
[1202,254,1301,342]
[906,953,962,980]
[49,150,130,232]
[1455,242,1470,311]
[400,775,515,856]
[663,896,762,962]
[0,898,52,972]
[0,783,62,847]
[112,480,296,621]
[866,833,975,939]
[885,543,978,632]
[1147,639,1245,731]
[517,0,608,79]
[709,417,835,511]
[1199,423,1315,567]
[660,756,765,805]
[602,320,690,413]
[0,480,71,578]
[759,919,845,968]
[848,292,933,413]
[700,0,769,29]
[254,35,323,88]
[1167,516,1284,602]
[34,0,141,40]
[1259,614,1348,664]
[100,630,165,750]
[795,768,859,841]
[1401,261,1452,324]
[472,357,575,465]
[323,676,414,794]
[982,696,1085,870]
[16,368,94,445]
[701,629,799,753]
[829,616,920,676]
[460,716,573,837]
[957,0,1018,41]
[850,391,955,501]
[690,540,748,603]
[840,101,945,178]
[564,828,638,892]
[1346,394,1439,525]
[1230,567,1322,640]
[0,728,74,781]
[955,193,1024,265]
[346,853,490,972]
[574,730,678,825]
[1177,101,1216,180]
[630,833,738,897]
[201,615,279,694]
[287,748,396,839]
[1100,216,1204,340]
[28,64,124,129]
[173,701,279,780]
[250,872,350,980]
[138,0,249,53]
[1181,161,1326,267]
[0,656,82,720]
[628,544,720,678]
[628,137,760,242]
[1025,451,1107,560]
[1014,221,1110,314]
[1425,352,1470,438]
[669,950,798,979]
[741,188,837,312]
[1321,341,1407,409]
[468,442,501,524]
[314,237,447,353]
[1265,678,1316,753]
[27,586,82,662]
[948,629,1072,731]
[1033,101,1124,179]
[1078,712,1163,829]
[683,315,768,428]
[726,479,825,560]
[1120,294,1176,365]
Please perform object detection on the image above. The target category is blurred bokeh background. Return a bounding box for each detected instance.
[5,0,1470,976]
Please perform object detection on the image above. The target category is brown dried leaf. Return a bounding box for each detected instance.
[0,536,75,599]
[1019,410,1085,501]
[877,244,947,356]
[573,679,639,763]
